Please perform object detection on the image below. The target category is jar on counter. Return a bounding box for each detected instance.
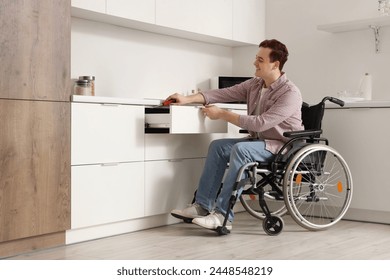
[79,76,95,96]
[73,79,92,96]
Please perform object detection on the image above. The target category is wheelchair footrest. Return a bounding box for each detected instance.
[215,226,231,236]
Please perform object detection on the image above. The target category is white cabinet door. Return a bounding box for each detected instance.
[170,105,228,134]
[72,0,106,13]
[71,162,144,229]
[106,0,155,24]
[145,134,211,160]
[144,158,204,216]
[71,103,144,165]
[232,0,265,44]
[155,0,233,40]
[322,108,390,218]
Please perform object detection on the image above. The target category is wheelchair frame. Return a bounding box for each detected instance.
[217,97,353,236]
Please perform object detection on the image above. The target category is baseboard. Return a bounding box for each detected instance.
[0,231,66,259]
[67,204,246,245]
[343,207,390,224]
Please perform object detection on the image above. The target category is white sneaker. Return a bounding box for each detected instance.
[171,203,209,220]
[192,211,232,230]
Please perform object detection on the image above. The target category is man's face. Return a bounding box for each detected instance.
[253,47,278,78]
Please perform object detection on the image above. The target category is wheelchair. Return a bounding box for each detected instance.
[216,96,353,236]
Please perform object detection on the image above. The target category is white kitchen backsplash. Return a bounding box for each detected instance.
[71,18,233,100]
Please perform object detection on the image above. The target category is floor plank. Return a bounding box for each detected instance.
[4,212,390,260]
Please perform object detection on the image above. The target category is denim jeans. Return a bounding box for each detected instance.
[195,138,274,221]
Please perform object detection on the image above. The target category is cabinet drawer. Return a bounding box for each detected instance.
[71,102,144,165]
[71,162,144,229]
[145,105,227,134]
[144,158,204,216]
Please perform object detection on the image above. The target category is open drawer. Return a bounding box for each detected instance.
[145,105,228,134]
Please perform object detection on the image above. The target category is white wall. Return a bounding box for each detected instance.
[71,18,233,99]
[72,1,390,104]
[264,0,390,103]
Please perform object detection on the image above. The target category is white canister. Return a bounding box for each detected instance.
[359,73,372,100]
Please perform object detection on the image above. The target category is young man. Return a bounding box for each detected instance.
[166,39,303,231]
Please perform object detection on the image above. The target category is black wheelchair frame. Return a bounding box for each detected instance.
[216,96,353,236]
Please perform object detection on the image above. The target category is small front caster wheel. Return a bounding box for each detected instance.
[216,226,231,235]
[263,216,283,236]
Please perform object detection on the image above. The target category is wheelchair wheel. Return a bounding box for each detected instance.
[283,144,353,231]
[240,186,287,220]
[262,216,284,236]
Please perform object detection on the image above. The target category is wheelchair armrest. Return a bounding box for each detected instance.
[283,129,322,138]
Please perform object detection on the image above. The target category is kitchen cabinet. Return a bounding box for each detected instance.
[71,162,144,229]
[67,96,246,244]
[106,0,155,24]
[155,0,232,40]
[322,106,390,224]
[0,100,70,247]
[71,102,144,165]
[71,0,106,13]
[232,0,265,44]
[144,158,204,216]
[0,0,71,102]
[71,0,264,46]
[144,107,245,160]
[70,101,145,230]
[144,107,246,216]
[0,0,71,258]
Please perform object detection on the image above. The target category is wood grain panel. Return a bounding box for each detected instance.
[0,231,65,258]
[0,0,71,101]
[0,99,70,242]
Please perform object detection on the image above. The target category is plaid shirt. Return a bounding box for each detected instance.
[201,74,303,154]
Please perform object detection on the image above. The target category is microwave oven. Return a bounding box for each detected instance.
[210,76,252,89]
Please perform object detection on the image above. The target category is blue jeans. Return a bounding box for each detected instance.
[195,138,274,221]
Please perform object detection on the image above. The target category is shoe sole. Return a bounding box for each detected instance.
[192,219,232,231]
[171,212,194,223]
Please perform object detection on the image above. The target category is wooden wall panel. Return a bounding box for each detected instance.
[0,0,71,101]
[0,99,70,242]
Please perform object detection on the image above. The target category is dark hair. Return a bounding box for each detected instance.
[259,39,289,70]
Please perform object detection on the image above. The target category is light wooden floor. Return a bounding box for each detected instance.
[5,212,390,260]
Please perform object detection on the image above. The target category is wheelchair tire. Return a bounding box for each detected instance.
[283,144,353,231]
[262,216,284,236]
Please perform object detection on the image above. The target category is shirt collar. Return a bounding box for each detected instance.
[256,72,287,91]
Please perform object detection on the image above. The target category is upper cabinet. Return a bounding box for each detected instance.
[71,0,106,13]
[107,0,155,24]
[233,0,265,45]
[1,0,71,101]
[71,0,265,46]
[155,0,232,40]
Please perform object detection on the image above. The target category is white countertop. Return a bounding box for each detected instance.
[71,95,162,106]
[71,95,247,110]
[72,95,390,109]
[326,100,390,108]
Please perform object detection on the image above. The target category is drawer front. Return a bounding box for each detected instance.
[145,105,228,134]
[71,162,145,229]
[72,103,144,165]
[144,158,204,216]
[171,105,227,133]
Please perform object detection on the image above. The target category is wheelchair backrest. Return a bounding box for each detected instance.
[301,102,325,131]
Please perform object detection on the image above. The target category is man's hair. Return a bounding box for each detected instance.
[259,39,289,70]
